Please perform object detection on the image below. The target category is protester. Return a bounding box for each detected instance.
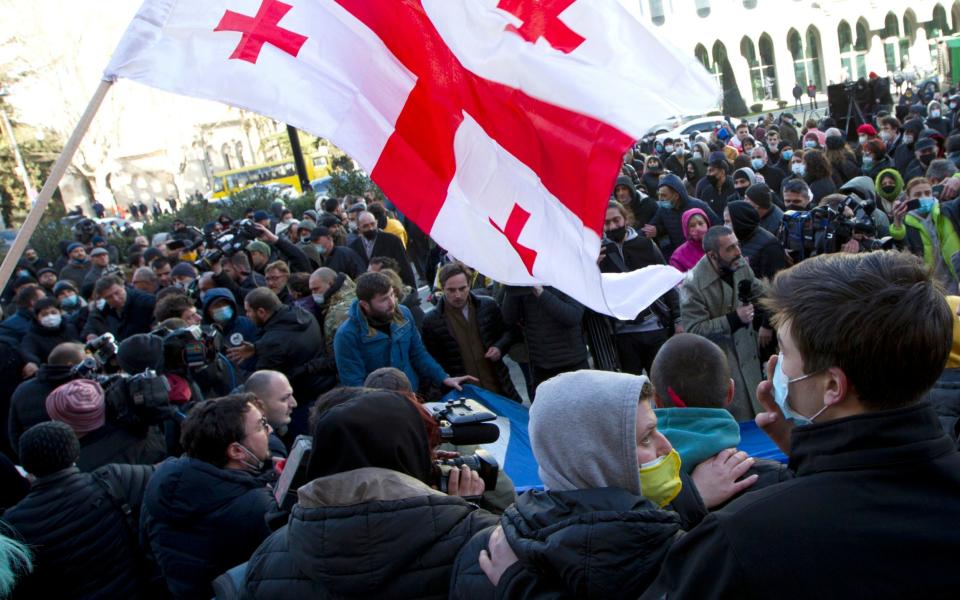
[141,395,277,599]
[349,211,417,287]
[680,226,767,420]
[645,250,960,599]
[891,177,960,294]
[668,208,709,272]
[82,275,157,341]
[422,263,521,401]
[307,267,356,353]
[335,271,475,392]
[243,370,298,456]
[1,422,156,598]
[645,173,719,259]
[20,297,80,369]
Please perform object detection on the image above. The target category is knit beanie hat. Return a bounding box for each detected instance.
[19,421,81,477]
[170,262,198,279]
[247,241,270,257]
[45,379,106,435]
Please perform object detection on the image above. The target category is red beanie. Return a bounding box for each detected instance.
[45,379,106,435]
[857,124,877,136]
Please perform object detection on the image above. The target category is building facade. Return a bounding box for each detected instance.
[623,0,960,110]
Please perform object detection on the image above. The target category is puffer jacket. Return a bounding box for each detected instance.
[140,456,276,600]
[7,364,78,455]
[254,304,331,410]
[501,286,587,370]
[450,487,683,600]
[243,467,498,599]
[335,302,448,391]
[2,464,154,599]
[422,292,521,402]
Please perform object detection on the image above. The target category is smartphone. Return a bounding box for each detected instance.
[933,184,945,197]
[905,199,921,212]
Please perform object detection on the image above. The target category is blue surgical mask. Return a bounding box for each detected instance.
[782,150,794,161]
[772,353,827,426]
[692,151,703,160]
[17,269,30,278]
[931,110,942,119]
[96,298,107,311]
[664,145,674,154]
[312,293,325,305]
[791,163,806,177]
[61,294,79,308]
[211,305,234,323]
[918,197,936,215]
[804,140,817,149]
[657,200,672,210]
[314,243,327,255]
[751,158,765,171]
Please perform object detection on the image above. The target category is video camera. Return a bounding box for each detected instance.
[781,195,890,259]
[436,449,499,496]
[78,333,120,375]
[193,218,260,270]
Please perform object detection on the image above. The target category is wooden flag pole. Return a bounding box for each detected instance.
[0,79,113,294]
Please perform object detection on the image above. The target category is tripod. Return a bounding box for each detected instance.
[842,87,869,139]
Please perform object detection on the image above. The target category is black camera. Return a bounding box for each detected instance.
[105,367,175,434]
[437,449,499,496]
[85,333,119,368]
[423,398,500,446]
[194,219,260,270]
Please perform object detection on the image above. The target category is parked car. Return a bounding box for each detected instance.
[655,116,731,145]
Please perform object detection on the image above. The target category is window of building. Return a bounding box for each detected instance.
[649,0,665,26]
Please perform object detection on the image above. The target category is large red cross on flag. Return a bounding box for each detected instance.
[105,0,719,319]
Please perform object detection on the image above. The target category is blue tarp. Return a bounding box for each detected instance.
[443,385,788,493]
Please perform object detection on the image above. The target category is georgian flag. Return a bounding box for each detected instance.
[104,0,718,319]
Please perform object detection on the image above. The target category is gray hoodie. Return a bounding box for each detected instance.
[531,370,646,496]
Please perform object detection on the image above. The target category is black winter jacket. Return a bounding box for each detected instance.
[925,367,960,448]
[422,293,521,401]
[141,457,277,600]
[349,230,417,288]
[323,245,366,281]
[2,464,154,599]
[451,487,684,600]
[643,402,960,599]
[82,287,157,341]
[254,305,332,410]
[7,364,78,455]
[243,468,498,599]
[599,231,680,329]
[502,286,587,370]
[20,319,81,365]
[76,422,167,472]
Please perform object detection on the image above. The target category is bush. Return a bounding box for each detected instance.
[777,100,788,109]
[750,103,763,114]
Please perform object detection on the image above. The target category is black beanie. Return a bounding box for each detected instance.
[825,135,846,151]
[19,421,80,477]
[118,333,165,373]
[745,183,773,210]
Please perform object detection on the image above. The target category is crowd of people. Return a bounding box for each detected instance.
[1,82,960,598]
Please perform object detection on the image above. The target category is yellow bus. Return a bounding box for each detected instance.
[211,153,332,199]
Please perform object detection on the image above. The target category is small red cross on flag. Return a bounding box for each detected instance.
[105,0,719,319]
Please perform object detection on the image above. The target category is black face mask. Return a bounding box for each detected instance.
[881,184,898,195]
[647,165,662,175]
[735,187,747,198]
[707,175,720,188]
[919,153,935,166]
[607,226,627,243]
[362,229,377,241]
[686,171,697,181]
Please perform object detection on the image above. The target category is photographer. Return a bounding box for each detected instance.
[210,252,265,306]
[242,390,496,598]
[251,222,312,274]
[644,251,960,599]
[891,177,960,294]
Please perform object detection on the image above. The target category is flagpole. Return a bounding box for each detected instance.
[0,79,113,294]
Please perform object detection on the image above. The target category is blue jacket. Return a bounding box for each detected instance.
[334,301,448,391]
[0,308,34,345]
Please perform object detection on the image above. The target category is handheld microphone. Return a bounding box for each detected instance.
[738,280,752,305]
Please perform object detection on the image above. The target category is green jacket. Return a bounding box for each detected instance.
[323,275,357,354]
[889,200,960,280]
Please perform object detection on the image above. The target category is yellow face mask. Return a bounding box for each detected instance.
[638,448,683,507]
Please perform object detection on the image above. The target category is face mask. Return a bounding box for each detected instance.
[664,145,674,154]
[791,163,806,177]
[234,442,265,474]
[862,157,873,172]
[638,449,683,507]
[647,166,662,175]
[804,140,817,149]
[782,150,794,161]
[606,226,627,243]
[96,298,107,311]
[772,354,827,426]
[61,294,79,308]
[17,269,30,278]
[881,184,897,195]
[362,229,377,241]
[879,131,893,142]
[674,146,685,156]
[951,103,958,111]
[735,187,747,198]
[751,158,765,171]
[692,151,703,160]
[905,135,915,145]
[918,197,936,215]
[40,314,62,328]
[211,305,234,323]
[858,136,868,146]
[312,293,326,305]
[767,142,778,151]
[706,174,720,187]
[919,153,935,166]
[657,200,672,210]
[347,221,358,233]
[931,110,942,119]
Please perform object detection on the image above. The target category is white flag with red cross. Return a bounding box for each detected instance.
[105,0,719,319]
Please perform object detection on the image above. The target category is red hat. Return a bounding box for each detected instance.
[869,71,878,79]
[857,124,877,136]
[45,379,105,435]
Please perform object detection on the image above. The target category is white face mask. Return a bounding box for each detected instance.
[40,314,62,328]
[312,293,325,305]
[858,136,868,146]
